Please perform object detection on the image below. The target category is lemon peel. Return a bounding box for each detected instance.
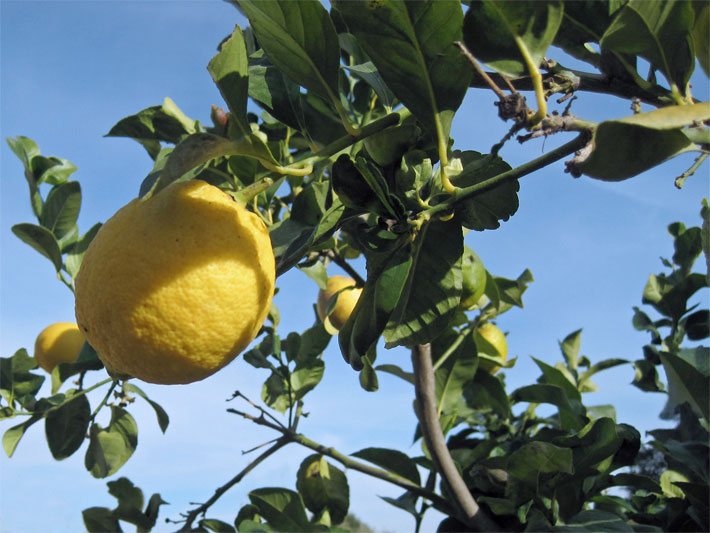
[316,276,362,334]
[75,179,275,385]
[35,322,85,373]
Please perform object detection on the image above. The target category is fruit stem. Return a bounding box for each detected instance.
[89,380,118,422]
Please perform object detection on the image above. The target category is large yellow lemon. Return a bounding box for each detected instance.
[473,322,508,374]
[74,179,275,385]
[316,276,362,334]
[34,322,85,373]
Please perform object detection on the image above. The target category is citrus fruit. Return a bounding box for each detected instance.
[473,322,508,374]
[316,276,362,334]
[74,179,276,385]
[460,248,487,309]
[34,322,85,373]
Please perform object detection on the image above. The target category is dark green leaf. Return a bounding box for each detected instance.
[673,226,703,274]
[45,392,91,460]
[0,348,44,403]
[31,155,78,186]
[11,223,62,271]
[248,51,304,131]
[433,330,478,417]
[380,492,419,517]
[248,488,312,532]
[358,353,379,392]
[374,364,413,384]
[660,347,709,420]
[642,272,707,320]
[85,406,138,478]
[40,181,81,239]
[65,223,102,279]
[345,62,397,109]
[553,2,612,67]
[331,155,380,214]
[384,220,463,347]
[578,358,629,389]
[554,418,624,474]
[297,323,331,362]
[463,1,564,78]
[238,0,341,103]
[601,0,695,90]
[578,103,710,181]
[291,359,325,401]
[631,359,665,392]
[334,0,471,137]
[261,371,290,413]
[201,518,237,532]
[82,507,121,533]
[511,384,586,430]
[3,415,42,457]
[685,309,710,340]
[208,26,250,135]
[123,383,170,433]
[694,3,710,76]
[447,151,518,231]
[533,357,581,401]
[555,510,633,532]
[296,455,350,525]
[506,441,574,502]
[50,342,104,395]
[464,370,510,418]
[351,447,420,486]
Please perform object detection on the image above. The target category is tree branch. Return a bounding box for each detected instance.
[411,344,500,531]
[179,437,290,531]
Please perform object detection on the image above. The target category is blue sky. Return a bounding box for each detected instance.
[1,2,708,532]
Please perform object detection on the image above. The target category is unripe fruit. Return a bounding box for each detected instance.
[316,276,362,334]
[473,322,508,374]
[34,322,85,373]
[460,248,486,309]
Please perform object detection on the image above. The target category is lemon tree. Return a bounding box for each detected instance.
[2,1,709,532]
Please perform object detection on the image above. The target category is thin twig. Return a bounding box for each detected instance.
[455,41,506,100]
[675,152,709,189]
[411,344,500,531]
[228,391,287,430]
[179,438,290,531]
[324,250,365,286]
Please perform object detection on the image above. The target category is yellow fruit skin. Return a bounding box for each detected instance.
[316,276,362,333]
[473,323,508,374]
[35,322,85,373]
[74,180,276,385]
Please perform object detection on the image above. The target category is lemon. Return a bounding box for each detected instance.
[316,276,362,334]
[34,322,85,373]
[74,179,276,385]
[460,248,486,309]
[473,322,508,374]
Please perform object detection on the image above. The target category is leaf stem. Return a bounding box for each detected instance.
[411,344,499,531]
[514,36,546,126]
[89,380,117,422]
[421,134,589,220]
[178,437,290,531]
[39,377,114,417]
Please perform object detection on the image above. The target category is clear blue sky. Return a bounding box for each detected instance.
[1,2,708,532]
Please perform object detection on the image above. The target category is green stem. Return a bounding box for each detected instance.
[515,36,546,126]
[422,134,589,220]
[58,271,75,294]
[41,377,114,417]
[90,380,118,421]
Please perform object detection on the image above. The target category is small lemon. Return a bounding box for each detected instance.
[316,276,362,334]
[34,322,85,373]
[473,322,508,374]
[75,179,276,385]
[460,248,486,310]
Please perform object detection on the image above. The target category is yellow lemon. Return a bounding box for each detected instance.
[316,276,362,334]
[74,179,275,385]
[34,322,85,373]
[473,322,508,374]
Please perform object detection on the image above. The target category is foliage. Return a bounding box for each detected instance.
[2,1,709,532]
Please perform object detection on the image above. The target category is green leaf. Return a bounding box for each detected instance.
[123,383,170,433]
[632,359,665,392]
[642,272,707,320]
[85,406,138,478]
[201,518,237,532]
[31,155,78,186]
[578,103,710,181]
[464,370,511,418]
[331,155,383,215]
[82,507,121,533]
[448,151,518,231]
[506,441,574,501]
[351,448,421,486]
[0,348,45,404]
[685,309,710,340]
[384,220,463,348]
[12,223,62,271]
[673,226,703,274]
[65,223,102,279]
[345,62,397,109]
[601,0,696,90]
[296,455,350,525]
[433,330,478,417]
[578,358,629,390]
[533,357,581,402]
[555,510,633,532]
[511,384,586,430]
[248,51,303,131]
[40,181,82,240]
[463,1,564,78]
[291,359,325,401]
[659,347,710,420]
[334,0,471,137]
[6,136,40,175]
[358,352,379,392]
[248,488,312,532]
[50,342,104,395]
[296,323,331,362]
[3,415,42,457]
[554,418,627,474]
[560,330,583,370]
[45,392,91,460]
[238,0,341,103]
[297,262,328,290]
[693,3,710,76]
[702,199,710,284]
[374,364,413,385]
[149,132,277,195]
[553,2,613,67]
[208,26,250,136]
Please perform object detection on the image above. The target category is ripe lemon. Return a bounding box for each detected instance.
[473,322,508,374]
[34,322,85,373]
[74,179,276,385]
[316,276,362,334]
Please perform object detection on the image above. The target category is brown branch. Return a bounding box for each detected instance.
[411,344,500,531]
